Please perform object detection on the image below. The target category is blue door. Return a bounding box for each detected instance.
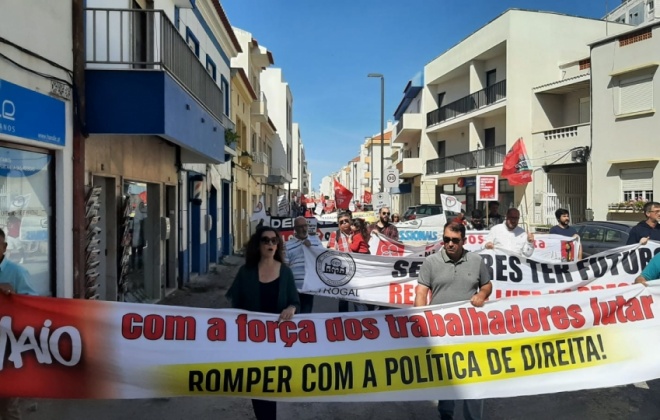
[222,181,231,256]
[209,187,218,264]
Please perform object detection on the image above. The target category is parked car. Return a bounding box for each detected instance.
[402,206,418,220]
[573,221,637,257]
[402,204,461,221]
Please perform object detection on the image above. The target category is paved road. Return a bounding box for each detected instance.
[18,258,660,419]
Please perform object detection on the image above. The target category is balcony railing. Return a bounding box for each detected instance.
[85,8,234,131]
[426,145,506,175]
[427,80,507,127]
[396,119,404,135]
[253,152,268,164]
[402,149,419,159]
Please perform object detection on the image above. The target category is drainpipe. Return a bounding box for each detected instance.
[72,0,87,298]
[176,146,183,288]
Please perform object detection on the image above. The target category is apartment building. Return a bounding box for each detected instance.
[420,9,626,222]
[391,72,424,214]
[606,0,659,25]
[590,21,660,221]
[230,28,274,251]
[261,68,293,215]
[363,123,395,198]
[0,0,73,297]
[84,0,239,301]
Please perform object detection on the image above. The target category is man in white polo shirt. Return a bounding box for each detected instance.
[284,216,322,314]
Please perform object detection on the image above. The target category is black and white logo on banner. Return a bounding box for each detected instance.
[315,251,356,287]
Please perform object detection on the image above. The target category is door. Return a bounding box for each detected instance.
[579,97,590,124]
[484,128,496,167]
[436,141,446,173]
[209,187,218,264]
[486,70,497,104]
[165,185,176,289]
[222,181,231,256]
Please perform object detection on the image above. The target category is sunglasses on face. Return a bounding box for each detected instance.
[260,237,279,245]
[443,236,462,244]
[339,219,350,225]
[381,212,390,216]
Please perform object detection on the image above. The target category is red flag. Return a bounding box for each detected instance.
[501,138,532,186]
[333,179,353,210]
[364,191,372,204]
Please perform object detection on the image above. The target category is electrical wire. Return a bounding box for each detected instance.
[0,36,72,78]
[0,52,72,87]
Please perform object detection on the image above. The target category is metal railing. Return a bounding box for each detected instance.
[85,8,234,131]
[396,119,404,136]
[402,149,419,159]
[426,145,506,175]
[427,80,506,127]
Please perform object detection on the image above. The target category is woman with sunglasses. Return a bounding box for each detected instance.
[227,226,300,420]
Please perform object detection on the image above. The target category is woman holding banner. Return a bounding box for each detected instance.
[227,227,300,420]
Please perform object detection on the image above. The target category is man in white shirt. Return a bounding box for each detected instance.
[484,208,534,257]
[284,216,322,313]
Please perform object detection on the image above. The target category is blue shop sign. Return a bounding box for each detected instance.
[0,79,65,146]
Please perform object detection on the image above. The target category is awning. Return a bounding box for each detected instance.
[607,158,660,165]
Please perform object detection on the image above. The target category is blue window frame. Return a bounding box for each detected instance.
[185,28,200,57]
[205,55,217,81]
[221,76,229,116]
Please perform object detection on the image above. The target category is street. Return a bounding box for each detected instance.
[16,257,660,420]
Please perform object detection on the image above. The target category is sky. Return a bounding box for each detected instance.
[222,0,614,190]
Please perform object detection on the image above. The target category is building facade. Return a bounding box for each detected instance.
[83,0,239,301]
[420,9,627,223]
[1,0,74,297]
[590,22,660,221]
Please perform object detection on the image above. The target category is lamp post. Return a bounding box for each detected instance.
[368,73,385,193]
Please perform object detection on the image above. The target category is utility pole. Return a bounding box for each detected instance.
[72,0,87,298]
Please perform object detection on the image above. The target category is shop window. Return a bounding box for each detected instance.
[0,147,53,296]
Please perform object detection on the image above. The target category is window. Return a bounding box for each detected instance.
[0,147,53,296]
[605,229,623,243]
[437,92,446,107]
[205,56,216,81]
[629,3,645,25]
[614,15,626,23]
[621,168,654,201]
[579,97,590,123]
[185,28,199,57]
[617,74,653,115]
[221,76,229,116]
[581,226,605,242]
[649,0,655,13]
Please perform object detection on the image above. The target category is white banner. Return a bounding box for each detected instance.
[368,231,579,262]
[302,243,657,306]
[5,287,660,400]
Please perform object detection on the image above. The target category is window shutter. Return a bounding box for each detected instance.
[619,77,653,114]
[621,168,653,190]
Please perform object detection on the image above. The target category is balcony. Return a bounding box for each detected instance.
[84,8,233,163]
[532,123,590,164]
[266,166,289,186]
[426,145,506,176]
[251,92,268,123]
[396,150,424,178]
[252,152,269,180]
[427,80,507,128]
[393,113,424,144]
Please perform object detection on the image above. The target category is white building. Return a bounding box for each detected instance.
[291,122,302,194]
[420,9,627,223]
[1,0,74,297]
[590,21,660,221]
[392,71,424,214]
[606,0,659,25]
[364,122,395,198]
[261,67,293,215]
[319,175,335,199]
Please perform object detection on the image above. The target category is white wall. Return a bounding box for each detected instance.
[261,68,292,177]
[1,0,74,297]
[591,24,660,220]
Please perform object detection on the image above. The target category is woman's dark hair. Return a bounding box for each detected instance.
[352,218,369,240]
[245,227,284,267]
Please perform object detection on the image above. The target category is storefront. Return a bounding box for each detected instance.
[0,78,68,297]
[442,176,514,215]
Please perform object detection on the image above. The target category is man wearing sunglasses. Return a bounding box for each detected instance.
[415,221,491,420]
[369,207,399,241]
[284,217,322,314]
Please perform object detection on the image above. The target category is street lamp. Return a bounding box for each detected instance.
[368,73,385,193]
